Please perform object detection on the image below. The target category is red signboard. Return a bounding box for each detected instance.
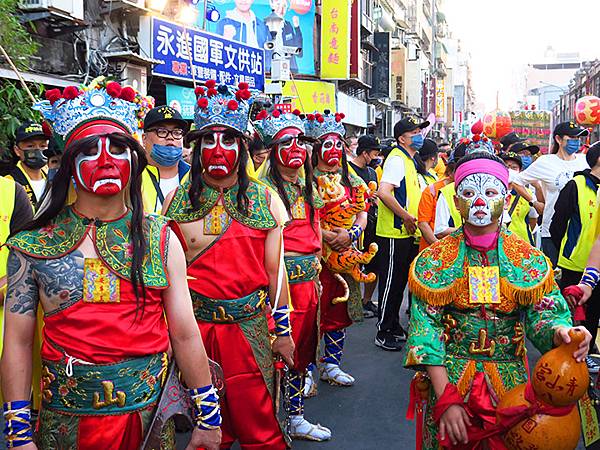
[349,0,360,79]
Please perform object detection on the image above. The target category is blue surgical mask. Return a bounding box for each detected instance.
[565,138,580,155]
[151,144,183,167]
[411,134,424,150]
[520,155,532,170]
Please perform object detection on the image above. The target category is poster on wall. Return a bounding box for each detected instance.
[509,110,552,154]
[195,0,316,76]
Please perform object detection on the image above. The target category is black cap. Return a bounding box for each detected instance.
[500,151,522,169]
[510,141,540,155]
[419,138,439,159]
[357,134,382,154]
[553,121,589,137]
[15,121,47,144]
[393,116,429,140]
[143,105,189,131]
[500,132,524,150]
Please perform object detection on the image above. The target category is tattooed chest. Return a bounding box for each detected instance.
[33,250,85,312]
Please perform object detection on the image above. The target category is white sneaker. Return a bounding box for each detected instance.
[319,363,355,386]
[289,415,332,441]
[587,356,600,374]
[303,370,318,398]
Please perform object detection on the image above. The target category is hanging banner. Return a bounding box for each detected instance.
[194,0,316,76]
[436,78,446,119]
[349,0,360,79]
[151,17,265,90]
[166,84,196,119]
[267,79,335,112]
[371,32,390,98]
[320,0,351,79]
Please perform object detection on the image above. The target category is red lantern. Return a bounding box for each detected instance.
[575,96,600,125]
[290,0,312,14]
[482,110,512,139]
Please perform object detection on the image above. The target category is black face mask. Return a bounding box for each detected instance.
[23,150,48,170]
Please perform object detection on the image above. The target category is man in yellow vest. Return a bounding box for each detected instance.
[550,142,600,373]
[141,106,190,213]
[375,116,428,351]
[5,122,49,210]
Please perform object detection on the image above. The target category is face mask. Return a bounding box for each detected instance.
[456,173,507,227]
[151,144,182,167]
[200,130,239,179]
[23,150,48,170]
[410,134,424,150]
[74,136,131,196]
[275,128,307,169]
[369,158,383,169]
[565,139,580,155]
[47,167,58,181]
[520,155,532,169]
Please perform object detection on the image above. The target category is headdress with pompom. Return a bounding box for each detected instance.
[34,77,153,150]
[253,107,305,147]
[303,110,346,140]
[463,119,495,155]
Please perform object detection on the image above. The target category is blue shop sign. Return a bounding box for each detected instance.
[166,84,196,119]
[151,17,265,91]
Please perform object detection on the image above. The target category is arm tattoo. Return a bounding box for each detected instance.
[5,250,39,317]
[34,250,84,310]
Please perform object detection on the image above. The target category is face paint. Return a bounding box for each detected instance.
[200,130,239,179]
[274,128,307,169]
[74,136,131,196]
[320,133,344,166]
[456,173,507,227]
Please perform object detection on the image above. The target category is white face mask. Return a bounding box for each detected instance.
[456,173,507,227]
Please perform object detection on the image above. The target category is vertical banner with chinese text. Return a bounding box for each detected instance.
[320,0,351,79]
[436,78,446,120]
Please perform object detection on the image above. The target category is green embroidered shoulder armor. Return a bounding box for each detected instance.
[261,175,324,210]
[7,207,169,288]
[166,179,277,230]
[408,228,554,308]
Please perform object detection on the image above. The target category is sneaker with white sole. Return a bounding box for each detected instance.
[320,363,355,386]
[289,415,332,441]
[587,356,600,374]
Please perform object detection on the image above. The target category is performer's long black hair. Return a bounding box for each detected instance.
[188,131,251,215]
[311,139,353,190]
[267,147,316,226]
[19,132,149,319]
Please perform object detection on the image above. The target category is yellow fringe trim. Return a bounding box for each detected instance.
[457,360,477,397]
[483,362,507,399]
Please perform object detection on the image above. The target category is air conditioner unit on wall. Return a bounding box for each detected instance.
[20,0,84,21]
[116,62,148,95]
[367,105,376,125]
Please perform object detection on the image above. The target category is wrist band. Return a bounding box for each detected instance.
[273,304,292,337]
[188,385,222,430]
[3,401,32,448]
[348,224,363,242]
[581,267,600,290]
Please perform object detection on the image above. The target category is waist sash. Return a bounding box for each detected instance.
[42,352,168,416]
[284,254,320,284]
[190,288,268,323]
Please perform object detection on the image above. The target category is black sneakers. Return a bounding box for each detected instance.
[374,332,403,351]
[363,301,378,319]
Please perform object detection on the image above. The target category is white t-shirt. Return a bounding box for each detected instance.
[513,154,589,237]
[158,175,181,209]
[380,154,405,187]
[434,193,452,236]
[30,178,47,202]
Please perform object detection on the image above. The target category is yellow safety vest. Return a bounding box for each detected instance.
[376,147,421,239]
[141,166,189,214]
[0,177,15,291]
[507,191,534,245]
[439,182,462,228]
[558,175,599,272]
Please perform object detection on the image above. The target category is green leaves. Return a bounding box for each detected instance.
[0,0,39,69]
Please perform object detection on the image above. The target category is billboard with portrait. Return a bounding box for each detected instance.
[195,0,316,76]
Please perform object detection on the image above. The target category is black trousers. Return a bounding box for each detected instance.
[559,267,600,352]
[375,236,419,333]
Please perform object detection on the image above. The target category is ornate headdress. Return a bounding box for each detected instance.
[34,77,153,149]
[462,119,495,155]
[303,110,346,140]
[192,80,254,135]
[253,108,305,147]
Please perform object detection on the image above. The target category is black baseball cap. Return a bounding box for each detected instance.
[357,134,382,154]
[510,141,540,155]
[15,121,47,144]
[393,116,429,140]
[553,121,589,137]
[143,105,189,131]
[500,151,522,169]
[500,132,524,151]
[419,138,439,159]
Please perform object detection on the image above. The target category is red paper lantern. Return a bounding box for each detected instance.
[482,110,512,139]
[290,0,312,14]
[575,95,600,125]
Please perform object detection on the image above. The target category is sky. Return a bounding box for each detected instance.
[445,0,600,111]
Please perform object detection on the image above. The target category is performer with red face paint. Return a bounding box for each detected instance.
[1,80,221,449]
[163,81,293,450]
[254,108,332,442]
[304,110,369,387]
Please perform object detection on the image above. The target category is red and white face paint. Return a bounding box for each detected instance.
[274,127,307,169]
[200,129,240,179]
[74,136,131,196]
[320,133,344,166]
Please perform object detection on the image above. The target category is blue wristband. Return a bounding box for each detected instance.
[348,224,363,242]
[3,401,32,448]
[188,385,221,430]
[581,267,600,290]
[273,304,291,337]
